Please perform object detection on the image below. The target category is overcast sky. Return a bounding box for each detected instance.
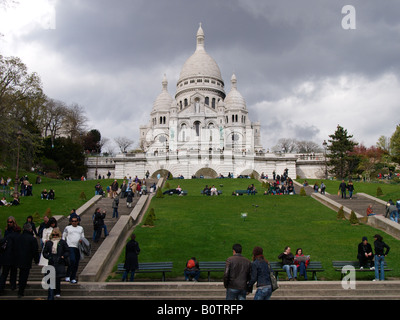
[1,0,399,152]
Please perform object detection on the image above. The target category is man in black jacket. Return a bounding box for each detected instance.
[15,223,39,297]
[224,243,251,300]
[0,218,20,294]
[339,180,347,199]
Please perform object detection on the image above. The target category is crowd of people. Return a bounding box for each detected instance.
[0,212,88,299]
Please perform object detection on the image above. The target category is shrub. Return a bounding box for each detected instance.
[299,187,307,196]
[261,181,267,188]
[143,209,155,226]
[45,208,53,218]
[376,187,383,197]
[165,182,170,189]
[79,191,87,200]
[32,211,41,224]
[156,188,164,198]
[337,206,345,220]
[349,210,359,225]
[148,207,156,221]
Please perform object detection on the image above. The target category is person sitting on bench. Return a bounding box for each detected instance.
[357,236,374,270]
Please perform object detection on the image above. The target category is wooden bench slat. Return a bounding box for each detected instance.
[332,261,392,279]
[117,262,173,281]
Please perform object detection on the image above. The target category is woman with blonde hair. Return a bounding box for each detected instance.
[43,227,69,299]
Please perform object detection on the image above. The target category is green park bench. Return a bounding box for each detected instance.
[198,261,226,281]
[117,262,173,281]
[270,261,324,281]
[332,260,392,279]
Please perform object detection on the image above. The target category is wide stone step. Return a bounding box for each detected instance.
[1,281,399,300]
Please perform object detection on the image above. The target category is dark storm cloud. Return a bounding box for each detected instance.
[4,0,400,149]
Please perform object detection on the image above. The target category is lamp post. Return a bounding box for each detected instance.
[322,140,328,179]
[14,130,23,195]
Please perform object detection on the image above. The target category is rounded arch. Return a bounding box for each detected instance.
[151,169,172,179]
[239,169,260,179]
[195,167,218,178]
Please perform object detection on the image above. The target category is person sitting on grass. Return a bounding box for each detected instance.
[48,189,55,200]
[0,197,10,206]
[41,189,48,200]
[11,196,20,206]
[210,185,218,196]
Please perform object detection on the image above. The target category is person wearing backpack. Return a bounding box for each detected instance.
[184,257,200,281]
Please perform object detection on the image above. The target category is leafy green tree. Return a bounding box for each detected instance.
[390,124,400,165]
[327,125,358,179]
[39,136,86,178]
[0,55,45,167]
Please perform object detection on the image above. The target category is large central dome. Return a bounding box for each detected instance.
[178,24,223,83]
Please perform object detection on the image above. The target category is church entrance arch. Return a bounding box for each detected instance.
[151,169,173,179]
[239,169,260,179]
[195,168,218,179]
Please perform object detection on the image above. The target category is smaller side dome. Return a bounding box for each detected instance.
[152,74,173,112]
[224,74,247,110]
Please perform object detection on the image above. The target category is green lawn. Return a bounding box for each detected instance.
[112,178,400,281]
[0,170,122,230]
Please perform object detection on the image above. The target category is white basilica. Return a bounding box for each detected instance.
[139,24,262,155]
[86,25,326,179]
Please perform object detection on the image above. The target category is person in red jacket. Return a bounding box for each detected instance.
[294,248,309,280]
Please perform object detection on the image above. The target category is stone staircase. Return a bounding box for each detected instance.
[27,190,142,282]
[1,281,400,300]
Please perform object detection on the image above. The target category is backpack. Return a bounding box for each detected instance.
[187,259,196,269]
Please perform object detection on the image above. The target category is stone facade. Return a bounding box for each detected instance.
[86,25,326,180]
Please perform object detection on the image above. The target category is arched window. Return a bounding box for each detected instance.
[212,98,216,109]
[194,121,200,137]
[205,97,209,105]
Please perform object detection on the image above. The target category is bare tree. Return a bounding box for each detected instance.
[272,138,297,153]
[63,103,88,142]
[114,136,134,153]
[296,140,322,153]
[41,98,67,146]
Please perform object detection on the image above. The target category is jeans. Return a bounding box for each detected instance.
[66,247,80,281]
[283,264,297,279]
[390,210,398,223]
[184,270,200,281]
[297,262,308,280]
[254,285,272,300]
[374,255,385,280]
[113,208,119,218]
[226,288,247,300]
[122,270,135,282]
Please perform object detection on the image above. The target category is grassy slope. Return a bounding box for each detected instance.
[0,170,120,230]
[114,178,400,281]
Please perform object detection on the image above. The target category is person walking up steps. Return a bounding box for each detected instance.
[62,218,84,284]
[112,195,120,218]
